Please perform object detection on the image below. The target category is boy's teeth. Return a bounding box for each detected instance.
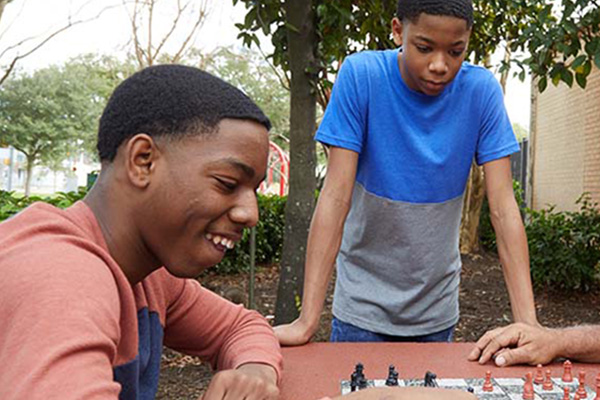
[206,234,235,249]
[206,233,213,240]
[212,235,222,245]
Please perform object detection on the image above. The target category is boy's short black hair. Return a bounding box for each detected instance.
[97,64,271,161]
[396,0,474,28]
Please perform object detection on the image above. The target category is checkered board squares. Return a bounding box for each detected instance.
[341,377,596,399]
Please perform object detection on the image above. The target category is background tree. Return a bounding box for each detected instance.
[0,56,130,195]
[126,0,210,69]
[0,0,115,85]
[235,0,600,322]
[196,47,290,149]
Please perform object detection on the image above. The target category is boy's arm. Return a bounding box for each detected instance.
[483,157,537,325]
[469,322,600,366]
[274,147,359,346]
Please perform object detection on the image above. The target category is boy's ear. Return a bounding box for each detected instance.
[124,133,160,189]
[391,17,403,47]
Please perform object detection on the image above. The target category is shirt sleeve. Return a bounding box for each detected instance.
[475,73,521,165]
[0,246,123,399]
[163,279,283,384]
[315,56,367,153]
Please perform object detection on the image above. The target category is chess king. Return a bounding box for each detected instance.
[275,0,537,345]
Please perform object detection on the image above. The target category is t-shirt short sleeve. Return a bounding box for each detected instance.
[315,57,366,153]
[475,73,520,165]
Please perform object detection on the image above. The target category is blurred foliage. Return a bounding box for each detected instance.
[213,194,286,275]
[480,190,600,291]
[234,0,600,95]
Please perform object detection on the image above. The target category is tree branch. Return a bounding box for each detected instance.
[171,0,208,63]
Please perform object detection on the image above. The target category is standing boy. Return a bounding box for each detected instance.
[276,0,537,345]
[0,65,281,399]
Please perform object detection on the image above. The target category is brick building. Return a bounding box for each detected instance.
[528,66,600,211]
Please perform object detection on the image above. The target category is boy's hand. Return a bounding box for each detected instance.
[468,323,560,367]
[274,316,316,346]
[201,363,279,400]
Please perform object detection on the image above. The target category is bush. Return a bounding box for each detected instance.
[479,189,600,291]
[527,194,600,291]
[0,189,88,222]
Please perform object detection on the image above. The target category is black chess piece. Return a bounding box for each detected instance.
[351,363,367,391]
[385,365,399,386]
[424,371,438,387]
[467,387,474,393]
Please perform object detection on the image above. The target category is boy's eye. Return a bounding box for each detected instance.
[216,178,237,191]
[416,45,431,53]
[450,49,465,57]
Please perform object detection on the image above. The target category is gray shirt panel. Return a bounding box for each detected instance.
[332,183,463,336]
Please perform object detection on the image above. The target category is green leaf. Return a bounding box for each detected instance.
[538,76,548,92]
[575,73,587,89]
[571,54,586,69]
[561,69,574,87]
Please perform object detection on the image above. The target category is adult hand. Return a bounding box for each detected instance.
[274,316,316,346]
[325,387,476,399]
[202,363,279,400]
[468,322,560,367]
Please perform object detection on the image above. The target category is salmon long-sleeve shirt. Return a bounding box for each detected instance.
[0,201,282,399]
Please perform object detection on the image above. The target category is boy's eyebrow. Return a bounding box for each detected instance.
[415,35,466,46]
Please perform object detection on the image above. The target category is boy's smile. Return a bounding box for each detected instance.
[392,13,471,96]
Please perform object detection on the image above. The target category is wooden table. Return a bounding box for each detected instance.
[280,343,600,400]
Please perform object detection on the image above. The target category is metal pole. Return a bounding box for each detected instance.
[248,226,256,309]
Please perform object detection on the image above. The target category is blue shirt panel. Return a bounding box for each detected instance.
[316,48,519,204]
[113,308,164,400]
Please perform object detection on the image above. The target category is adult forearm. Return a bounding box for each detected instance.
[492,207,537,324]
[300,191,351,328]
[555,326,600,363]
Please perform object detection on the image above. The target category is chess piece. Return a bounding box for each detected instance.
[351,363,366,392]
[385,365,399,387]
[575,393,582,400]
[563,360,574,382]
[542,369,554,391]
[564,387,571,400]
[594,373,600,400]
[534,364,544,385]
[424,371,438,387]
[523,372,534,400]
[577,370,588,399]
[482,370,494,392]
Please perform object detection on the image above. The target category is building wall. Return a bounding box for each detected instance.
[531,67,600,211]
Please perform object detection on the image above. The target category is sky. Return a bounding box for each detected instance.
[0,0,531,130]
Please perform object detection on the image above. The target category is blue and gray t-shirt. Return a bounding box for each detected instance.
[316,48,519,336]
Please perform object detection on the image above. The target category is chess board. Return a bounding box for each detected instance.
[341,376,595,399]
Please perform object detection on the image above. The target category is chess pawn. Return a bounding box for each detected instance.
[577,370,588,399]
[482,370,493,392]
[595,373,600,400]
[523,372,534,400]
[534,364,544,385]
[542,369,554,391]
[564,387,571,400]
[563,360,574,383]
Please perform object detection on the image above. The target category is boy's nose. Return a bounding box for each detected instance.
[229,191,260,228]
[429,54,449,75]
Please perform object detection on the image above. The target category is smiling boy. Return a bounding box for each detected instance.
[0,65,281,399]
[276,0,537,345]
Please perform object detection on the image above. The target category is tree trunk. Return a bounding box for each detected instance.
[24,155,34,197]
[274,0,317,325]
[459,162,485,254]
